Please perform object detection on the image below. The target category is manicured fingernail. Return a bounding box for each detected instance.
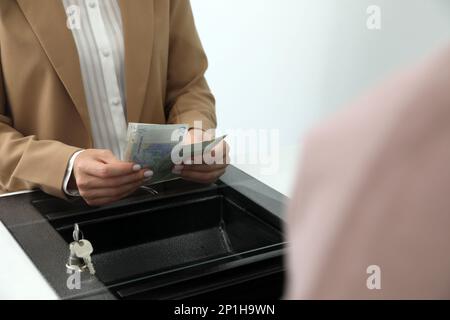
[144,170,154,178]
[133,164,142,172]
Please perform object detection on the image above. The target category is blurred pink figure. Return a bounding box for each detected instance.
[286,44,450,299]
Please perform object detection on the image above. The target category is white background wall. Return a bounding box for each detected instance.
[191,0,450,195]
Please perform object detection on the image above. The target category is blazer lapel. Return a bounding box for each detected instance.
[16,0,155,136]
[118,0,154,123]
[16,0,92,143]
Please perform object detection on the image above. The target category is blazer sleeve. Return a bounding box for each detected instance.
[165,0,217,131]
[0,49,81,198]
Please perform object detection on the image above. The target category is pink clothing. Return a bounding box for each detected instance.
[287,45,450,299]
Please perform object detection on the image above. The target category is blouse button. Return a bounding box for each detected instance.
[102,49,111,57]
[112,98,121,106]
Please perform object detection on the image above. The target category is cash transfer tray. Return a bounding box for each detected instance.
[1,166,286,299]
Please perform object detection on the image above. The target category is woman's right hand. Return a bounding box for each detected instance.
[70,149,153,206]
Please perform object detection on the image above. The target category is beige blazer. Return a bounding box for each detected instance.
[287,44,450,299]
[0,0,216,198]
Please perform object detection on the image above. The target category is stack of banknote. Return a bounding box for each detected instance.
[123,123,225,185]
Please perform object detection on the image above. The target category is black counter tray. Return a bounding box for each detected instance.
[32,179,285,299]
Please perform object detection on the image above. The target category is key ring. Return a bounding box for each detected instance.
[73,223,84,242]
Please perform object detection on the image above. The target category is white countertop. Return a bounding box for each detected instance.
[0,221,58,300]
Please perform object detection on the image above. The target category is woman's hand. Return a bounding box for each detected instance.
[173,129,230,184]
[70,149,153,206]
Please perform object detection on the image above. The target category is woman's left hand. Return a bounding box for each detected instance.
[172,129,230,184]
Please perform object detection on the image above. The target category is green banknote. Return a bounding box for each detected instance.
[123,123,226,185]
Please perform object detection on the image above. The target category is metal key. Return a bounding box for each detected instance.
[67,241,87,272]
[73,239,96,275]
[67,224,86,272]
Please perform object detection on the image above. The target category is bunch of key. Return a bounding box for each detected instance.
[66,224,96,275]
